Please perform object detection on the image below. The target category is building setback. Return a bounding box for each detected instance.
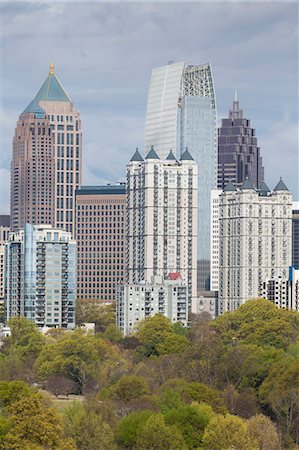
[75,185,126,301]
[11,64,82,236]
[126,148,197,311]
[218,178,292,314]
[116,274,188,336]
[145,61,217,291]
[5,224,76,328]
[218,94,264,190]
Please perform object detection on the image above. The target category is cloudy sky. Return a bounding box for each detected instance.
[0,1,298,213]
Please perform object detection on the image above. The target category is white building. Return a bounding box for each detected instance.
[5,224,76,328]
[261,267,299,311]
[116,274,188,336]
[218,178,292,314]
[145,61,217,290]
[210,190,221,292]
[126,148,197,311]
[0,217,10,301]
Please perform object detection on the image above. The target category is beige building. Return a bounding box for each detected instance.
[218,178,292,314]
[75,185,126,301]
[126,148,198,311]
[11,64,82,236]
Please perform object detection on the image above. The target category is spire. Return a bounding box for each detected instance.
[145,146,160,160]
[180,147,194,161]
[34,65,71,103]
[234,87,238,102]
[166,149,176,161]
[258,181,271,196]
[274,177,289,192]
[240,177,256,191]
[22,99,46,119]
[223,180,237,192]
[130,148,144,162]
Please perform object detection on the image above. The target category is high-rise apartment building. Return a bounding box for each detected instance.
[75,185,126,301]
[126,148,197,311]
[145,61,217,291]
[218,178,292,314]
[292,201,299,270]
[210,190,221,292]
[0,216,10,301]
[218,94,264,190]
[11,64,82,235]
[5,224,76,328]
[262,267,299,312]
[116,274,188,336]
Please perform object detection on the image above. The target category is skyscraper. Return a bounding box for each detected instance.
[218,178,292,314]
[75,184,126,301]
[5,224,76,328]
[218,94,264,190]
[145,62,217,291]
[11,64,82,235]
[0,216,10,302]
[292,202,299,269]
[126,147,198,311]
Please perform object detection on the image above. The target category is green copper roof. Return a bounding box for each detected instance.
[22,99,46,118]
[240,178,256,191]
[274,177,289,192]
[258,181,271,195]
[180,147,194,161]
[35,64,71,102]
[166,150,176,161]
[223,181,237,192]
[145,146,160,160]
[130,149,144,162]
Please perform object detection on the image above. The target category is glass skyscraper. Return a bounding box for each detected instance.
[145,62,217,291]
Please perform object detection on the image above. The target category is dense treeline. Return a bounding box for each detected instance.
[0,298,299,449]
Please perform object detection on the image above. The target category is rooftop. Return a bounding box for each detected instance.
[34,63,71,103]
[76,184,126,196]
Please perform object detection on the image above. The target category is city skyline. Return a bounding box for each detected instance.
[0,1,298,215]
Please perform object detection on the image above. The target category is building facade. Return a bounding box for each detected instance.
[11,64,82,236]
[218,178,292,314]
[292,201,299,270]
[75,184,126,301]
[218,94,264,190]
[210,190,221,292]
[0,216,10,301]
[5,224,76,328]
[116,274,188,336]
[145,61,217,291]
[261,267,299,311]
[126,148,197,311]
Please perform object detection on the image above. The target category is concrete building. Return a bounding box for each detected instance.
[126,148,197,311]
[292,201,299,270]
[0,216,10,301]
[261,267,299,311]
[210,190,221,292]
[218,178,292,314]
[145,61,217,291]
[218,94,264,190]
[116,273,188,336]
[75,184,126,301]
[11,64,82,236]
[5,224,76,328]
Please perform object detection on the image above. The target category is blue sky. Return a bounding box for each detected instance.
[0,1,298,213]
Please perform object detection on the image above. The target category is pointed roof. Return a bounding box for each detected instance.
[145,146,160,160]
[240,177,256,191]
[166,149,176,161]
[22,99,46,118]
[274,177,289,192]
[180,147,194,161]
[258,181,271,194]
[130,148,144,162]
[35,63,71,103]
[223,181,237,192]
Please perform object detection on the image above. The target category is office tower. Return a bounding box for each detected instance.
[218,94,264,190]
[0,216,10,301]
[261,267,299,311]
[11,101,55,231]
[292,201,299,269]
[116,274,188,336]
[126,148,197,311]
[218,178,292,314]
[210,190,221,292]
[75,184,126,301]
[11,64,82,235]
[5,224,76,328]
[145,61,217,291]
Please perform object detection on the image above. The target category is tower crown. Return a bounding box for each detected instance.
[34,64,71,102]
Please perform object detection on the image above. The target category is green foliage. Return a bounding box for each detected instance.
[181,381,227,414]
[116,410,153,449]
[202,413,257,450]
[136,413,188,450]
[0,380,35,409]
[76,299,116,332]
[102,324,123,343]
[109,375,149,402]
[136,314,189,357]
[247,414,281,450]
